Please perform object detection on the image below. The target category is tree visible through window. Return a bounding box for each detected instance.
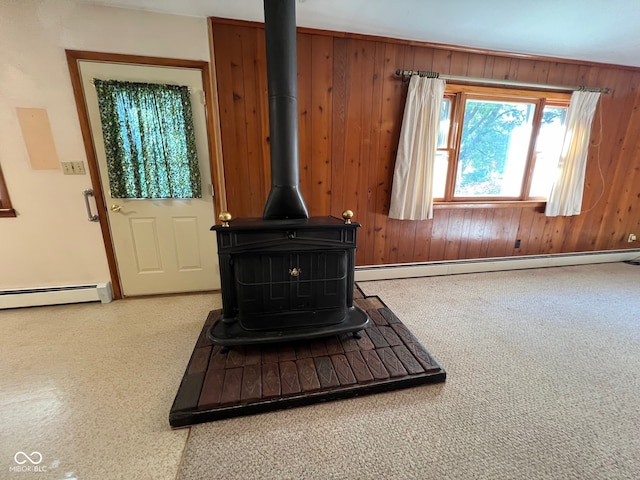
[94,79,202,199]
[433,85,569,202]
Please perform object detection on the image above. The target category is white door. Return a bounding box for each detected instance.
[79,61,220,296]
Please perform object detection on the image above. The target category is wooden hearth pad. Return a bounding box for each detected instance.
[169,286,446,428]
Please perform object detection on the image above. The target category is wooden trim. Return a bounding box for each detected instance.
[445,92,465,201]
[520,99,546,199]
[0,163,15,217]
[434,201,546,210]
[64,50,219,299]
[209,17,640,73]
[65,50,209,70]
[206,20,228,216]
[66,50,122,299]
[446,84,572,101]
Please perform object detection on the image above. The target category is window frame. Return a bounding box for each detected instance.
[0,163,16,217]
[434,84,571,206]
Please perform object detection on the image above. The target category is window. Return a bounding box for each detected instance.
[433,85,569,203]
[94,79,202,199]
[0,163,16,217]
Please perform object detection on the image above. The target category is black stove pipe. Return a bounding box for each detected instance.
[262,0,309,220]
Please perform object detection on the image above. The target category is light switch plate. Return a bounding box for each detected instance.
[72,161,86,174]
[61,161,86,175]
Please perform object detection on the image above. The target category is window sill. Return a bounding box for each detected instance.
[0,208,17,217]
[434,200,546,210]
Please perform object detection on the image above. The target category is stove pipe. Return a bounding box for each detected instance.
[262,0,309,220]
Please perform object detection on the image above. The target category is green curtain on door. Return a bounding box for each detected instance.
[94,79,202,199]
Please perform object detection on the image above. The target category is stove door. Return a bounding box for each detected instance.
[234,250,348,331]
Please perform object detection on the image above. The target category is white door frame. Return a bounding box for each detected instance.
[66,50,227,299]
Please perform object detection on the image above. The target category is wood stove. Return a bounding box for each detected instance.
[208,214,369,346]
[206,0,369,346]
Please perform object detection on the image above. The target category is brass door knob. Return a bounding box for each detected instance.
[110,204,122,212]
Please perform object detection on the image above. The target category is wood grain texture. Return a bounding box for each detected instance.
[211,19,640,265]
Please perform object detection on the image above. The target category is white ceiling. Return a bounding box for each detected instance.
[79,0,640,67]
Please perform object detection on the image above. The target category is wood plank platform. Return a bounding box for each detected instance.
[170,286,446,428]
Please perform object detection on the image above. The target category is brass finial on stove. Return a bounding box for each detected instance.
[342,209,354,224]
[219,211,232,227]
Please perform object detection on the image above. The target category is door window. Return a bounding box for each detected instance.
[94,79,202,199]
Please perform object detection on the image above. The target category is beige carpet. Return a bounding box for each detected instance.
[179,263,640,479]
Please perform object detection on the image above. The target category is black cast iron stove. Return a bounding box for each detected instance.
[207,0,369,346]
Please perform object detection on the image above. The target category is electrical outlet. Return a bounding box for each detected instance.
[628,233,637,243]
[514,239,521,248]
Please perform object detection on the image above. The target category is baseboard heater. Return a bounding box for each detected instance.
[0,282,113,309]
[355,249,640,282]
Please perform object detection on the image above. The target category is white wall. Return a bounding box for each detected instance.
[0,0,209,289]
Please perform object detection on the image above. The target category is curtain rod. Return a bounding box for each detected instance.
[395,69,610,94]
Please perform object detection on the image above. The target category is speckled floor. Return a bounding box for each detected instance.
[0,292,221,480]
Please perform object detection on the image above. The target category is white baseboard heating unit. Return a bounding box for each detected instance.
[0,282,113,309]
[355,249,640,282]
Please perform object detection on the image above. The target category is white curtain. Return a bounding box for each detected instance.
[545,90,601,217]
[389,76,446,220]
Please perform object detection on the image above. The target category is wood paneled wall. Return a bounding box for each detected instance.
[210,18,640,266]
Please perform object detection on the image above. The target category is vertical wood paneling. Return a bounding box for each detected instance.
[213,25,247,215]
[371,43,406,265]
[297,33,313,212]
[255,30,271,200]
[355,41,377,265]
[456,209,475,259]
[241,28,268,215]
[512,207,537,256]
[363,42,387,265]
[330,37,348,219]
[464,209,490,258]
[392,45,420,264]
[337,40,375,264]
[310,35,334,216]
[211,19,640,267]
[592,72,640,249]
[443,210,466,260]
[428,211,450,261]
